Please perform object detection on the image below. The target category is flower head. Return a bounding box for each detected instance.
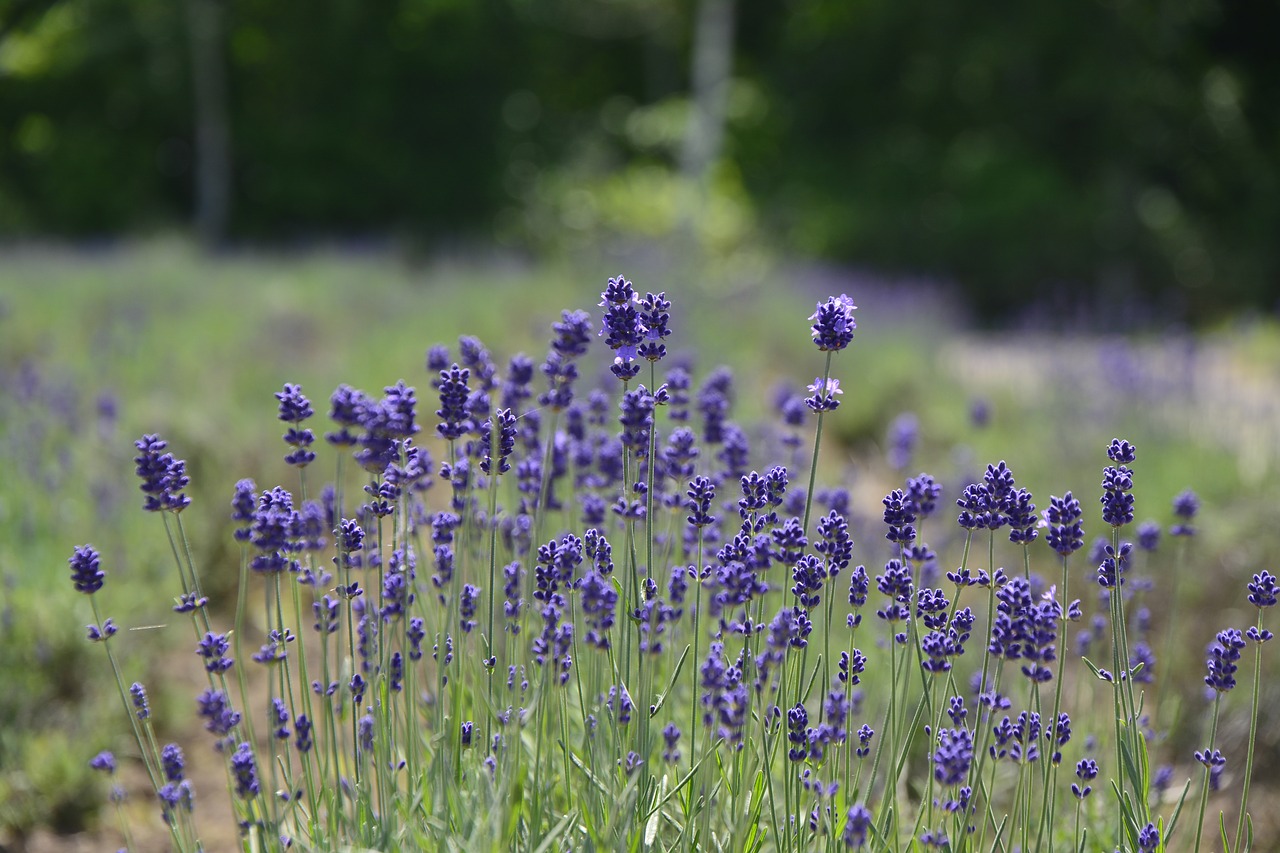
[230,742,260,798]
[810,294,857,351]
[599,275,644,380]
[69,544,105,595]
[479,408,518,475]
[1045,493,1085,556]
[133,434,191,512]
[805,376,843,413]
[276,383,316,466]
[843,803,872,847]
[933,727,974,786]
[1205,628,1246,692]
[1171,488,1199,536]
[637,291,672,362]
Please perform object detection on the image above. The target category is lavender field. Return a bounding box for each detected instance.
[3,245,1280,852]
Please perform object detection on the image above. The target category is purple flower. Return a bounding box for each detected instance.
[459,584,480,633]
[500,353,536,412]
[133,434,191,513]
[810,294,857,352]
[662,722,681,763]
[295,714,313,753]
[620,751,643,775]
[1138,823,1160,852]
[933,727,974,786]
[956,462,1017,530]
[426,344,450,378]
[886,413,918,470]
[684,476,717,529]
[130,682,150,720]
[161,743,185,783]
[1195,746,1226,771]
[787,703,809,761]
[479,408,518,475]
[1100,440,1137,527]
[875,559,913,625]
[326,384,368,447]
[551,309,593,359]
[848,564,869,611]
[619,387,655,454]
[1205,628,1246,692]
[1170,488,1199,536]
[358,714,375,752]
[230,742,259,798]
[905,473,942,518]
[1136,520,1161,551]
[157,781,194,825]
[69,544,105,595]
[1046,712,1072,763]
[1129,642,1155,684]
[1097,542,1132,589]
[816,510,853,577]
[882,489,917,544]
[313,595,339,634]
[1045,492,1085,556]
[248,486,299,574]
[1072,758,1098,799]
[459,335,499,392]
[230,479,256,542]
[1248,571,1277,608]
[1006,488,1038,544]
[196,689,241,739]
[637,291,672,362]
[855,724,874,758]
[1108,438,1137,464]
[990,711,1041,764]
[436,364,471,440]
[579,572,617,649]
[804,376,843,413]
[599,275,644,380]
[197,632,234,673]
[276,383,316,466]
[89,751,116,774]
[843,803,872,847]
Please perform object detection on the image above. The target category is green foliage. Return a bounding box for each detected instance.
[3,1,1280,314]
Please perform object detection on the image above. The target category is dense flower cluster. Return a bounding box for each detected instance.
[68,282,1253,853]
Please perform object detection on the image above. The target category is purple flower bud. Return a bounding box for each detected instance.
[69,545,105,595]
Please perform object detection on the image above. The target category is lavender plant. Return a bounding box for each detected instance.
[68,281,1274,853]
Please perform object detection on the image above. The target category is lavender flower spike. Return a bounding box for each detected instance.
[69,544,105,594]
[805,376,843,413]
[810,294,857,351]
[133,434,191,513]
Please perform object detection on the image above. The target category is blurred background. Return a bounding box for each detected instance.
[1,0,1279,321]
[3,0,1280,849]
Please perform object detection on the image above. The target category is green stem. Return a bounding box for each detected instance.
[1234,609,1266,851]
[800,350,834,539]
[1192,694,1222,853]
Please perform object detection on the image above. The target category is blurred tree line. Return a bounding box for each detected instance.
[1,0,1277,320]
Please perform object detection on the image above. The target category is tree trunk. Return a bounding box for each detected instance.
[185,0,231,247]
[680,0,734,184]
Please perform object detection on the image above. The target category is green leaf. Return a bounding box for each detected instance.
[649,644,691,717]
[644,776,664,847]
[1081,656,1108,681]
[533,811,577,853]
[1164,777,1194,841]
